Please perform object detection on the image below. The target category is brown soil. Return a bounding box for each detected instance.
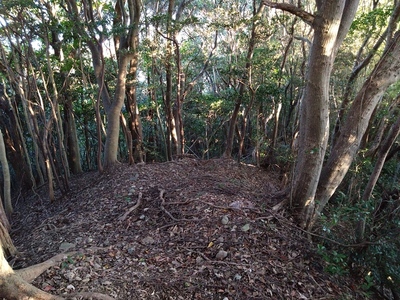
[10,158,365,299]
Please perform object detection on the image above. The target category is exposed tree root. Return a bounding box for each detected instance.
[118,192,142,221]
[16,251,77,283]
[0,272,63,300]
[1,250,115,300]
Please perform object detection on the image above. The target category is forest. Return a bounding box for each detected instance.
[0,0,400,299]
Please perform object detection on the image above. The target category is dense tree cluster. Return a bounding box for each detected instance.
[0,0,400,298]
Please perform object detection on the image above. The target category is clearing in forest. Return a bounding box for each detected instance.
[11,158,363,299]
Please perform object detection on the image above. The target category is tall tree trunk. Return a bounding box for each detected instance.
[63,99,83,174]
[25,90,46,186]
[173,39,184,156]
[114,0,144,163]
[332,1,400,146]
[42,29,71,187]
[0,83,34,194]
[0,129,12,217]
[65,0,139,168]
[315,31,400,218]
[163,0,179,159]
[0,44,43,186]
[264,0,359,229]
[224,2,264,158]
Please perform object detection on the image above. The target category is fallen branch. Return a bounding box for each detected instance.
[118,192,143,222]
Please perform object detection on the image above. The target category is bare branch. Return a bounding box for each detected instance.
[263,1,314,25]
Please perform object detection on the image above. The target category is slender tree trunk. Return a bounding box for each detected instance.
[363,96,400,202]
[63,99,83,174]
[41,35,71,186]
[315,31,400,218]
[126,77,144,163]
[0,44,43,186]
[0,129,12,217]
[224,3,264,158]
[0,83,34,194]
[173,40,184,156]
[163,0,179,158]
[332,2,400,145]
[26,92,46,185]
[95,89,104,173]
[120,114,134,164]
[83,115,93,170]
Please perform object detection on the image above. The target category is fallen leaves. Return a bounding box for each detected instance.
[11,158,364,299]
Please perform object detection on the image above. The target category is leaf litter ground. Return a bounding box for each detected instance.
[11,158,365,299]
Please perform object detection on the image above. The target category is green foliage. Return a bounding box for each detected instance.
[319,163,400,296]
[184,93,232,158]
[352,239,400,295]
[61,256,75,269]
[350,6,393,34]
[317,244,349,276]
[361,272,374,291]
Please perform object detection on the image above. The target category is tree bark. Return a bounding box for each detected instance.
[103,61,127,167]
[120,0,144,163]
[315,31,400,218]
[64,99,83,174]
[0,83,34,195]
[286,0,359,229]
[0,129,12,217]
[332,1,400,146]
[0,237,114,300]
[0,218,15,256]
[0,223,61,300]
[363,96,400,202]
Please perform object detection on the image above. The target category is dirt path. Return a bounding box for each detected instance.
[10,158,363,299]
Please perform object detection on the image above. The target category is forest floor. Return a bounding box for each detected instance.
[10,158,366,299]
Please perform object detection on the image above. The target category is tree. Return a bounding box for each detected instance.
[115,0,144,163]
[224,1,265,158]
[264,0,360,229]
[315,30,400,221]
[64,0,142,168]
[0,82,35,195]
[0,129,12,217]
